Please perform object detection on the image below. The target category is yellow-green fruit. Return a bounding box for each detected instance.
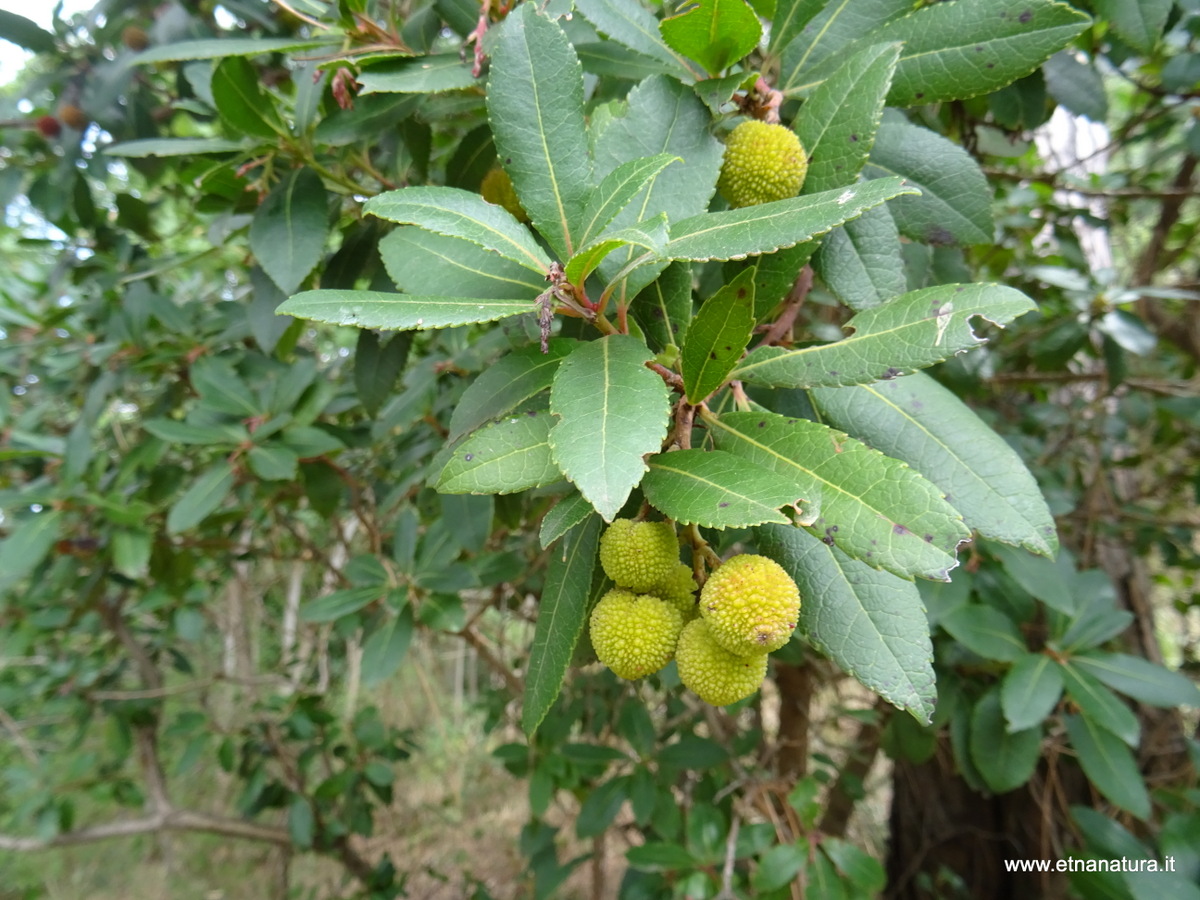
[480,167,528,223]
[676,619,768,706]
[598,519,679,593]
[700,554,800,656]
[717,120,808,209]
[589,589,684,680]
[650,562,699,620]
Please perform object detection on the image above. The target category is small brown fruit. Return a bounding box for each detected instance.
[35,115,61,139]
[122,25,151,52]
[58,104,88,131]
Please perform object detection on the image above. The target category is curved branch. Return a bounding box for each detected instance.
[0,808,291,852]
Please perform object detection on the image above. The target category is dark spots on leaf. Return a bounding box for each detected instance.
[505,157,512,164]
[757,420,766,428]
[911,399,924,410]
[653,308,664,319]
[955,286,965,293]
[975,45,983,52]
[866,551,873,558]
[724,345,731,351]
[915,92,924,99]
[719,502,730,508]
[924,534,934,543]
[821,536,835,545]
[871,539,878,546]
[737,288,748,298]
[527,410,538,417]
[987,62,995,69]
[926,225,955,246]
[850,133,859,142]
[893,524,909,535]
[464,453,474,461]
[710,352,718,359]
[828,370,839,377]
[1019,9,1032,23]
[882,367,901,379]
[830,525,839,533]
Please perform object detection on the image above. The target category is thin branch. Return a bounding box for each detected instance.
[0,808,291,852]
[459,625,523,697]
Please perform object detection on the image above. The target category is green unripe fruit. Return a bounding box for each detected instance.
[717,120,808,209]
[676,619,768,706]
[480,166,528,223]
[650,562,699,621]
[700,554,800,656]
[589,589,684,680]
[598,519,679,593]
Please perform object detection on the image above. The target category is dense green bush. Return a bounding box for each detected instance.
[1,0,1198,897]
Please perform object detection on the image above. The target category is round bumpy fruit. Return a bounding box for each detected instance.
[35,115,61,139]
[676,619,768,706]
[598,519,679,593]
[589,589,683,680]
[480,166,528,223]
[651,562,699,620]
[700,554,800,656]
[717,120,808,209]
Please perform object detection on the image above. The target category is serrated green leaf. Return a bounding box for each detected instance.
[1063,713,1151,820]
[487,3,593,258]
[659,0,761,76]
[103,138,249,158]
[167,464,235,534]
[130,37,334,64]
[662,177,917,263]
[539,491,595,549]
[212,56,288,139]
[365,186,551,273]
[142,418,248,445]
[277,290,533,330]
[812,206,906,310]
[448,340,576,441]
[864,114,993,246]
[564,214,670,285]
[593,76,725,300]
[574,0,696,75]
[941,604,1026,662]
[355,330,413,417]
[758,524,935,723]
[250,168,330,295]
[734,284,1035,388]
[642,450,799,529]
[578,154,680,248]
[779,0,912,97]
[523,515,603,735]
[0,511,63,597]
[632,261,693,351]
[877,0,1091,106]
[810,373,1058,557]
[437,409,562,495]
[301,586,385,623]
[358,53,479,93]
[247,445,299,481]
[1001,653,1063,732]
[707,410,969,580]
[379,227,545,300]
[1093,0,1170,54]
[970,689,1042,793]
[680,267,756,403]
[1072,653,1200,708]
[1043,51,1108,123]
[361,604,415,685]
[768,0,824,55]
[549,336,672,522]
[796,42,901,194]
[1059,661,1140,747]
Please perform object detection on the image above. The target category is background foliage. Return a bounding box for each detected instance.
[0,0,1198,898]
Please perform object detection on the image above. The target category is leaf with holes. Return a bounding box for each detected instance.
[758,524,935,723]
[706,410,968,580]
[680,267,756,403]
[733,284,1035,389]
[437,409,562,495]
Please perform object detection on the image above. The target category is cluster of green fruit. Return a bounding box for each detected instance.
[588,519,801,707]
